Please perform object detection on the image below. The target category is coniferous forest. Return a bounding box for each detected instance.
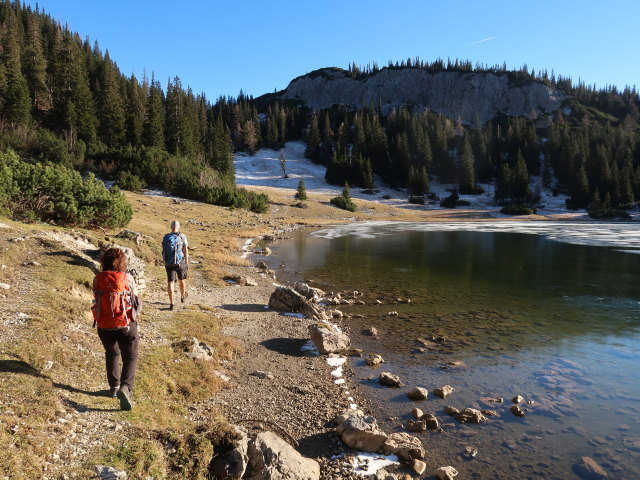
[1,1,639,225]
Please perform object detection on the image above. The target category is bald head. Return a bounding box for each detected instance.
[171,220,180,232]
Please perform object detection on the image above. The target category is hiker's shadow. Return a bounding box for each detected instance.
[54,383,120,412]
[0,358,47,377]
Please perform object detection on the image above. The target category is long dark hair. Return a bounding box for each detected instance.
[100,247,127,272]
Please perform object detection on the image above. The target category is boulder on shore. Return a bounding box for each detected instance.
[335,412,389,452]
[293,282,325,302]
[308,323,351,354]
[247,431,320,480]
[433,385,455,399]
[365,354,384,367]
[407,387,429,401]
[435,466,458,480]
[383,432,425,461]
[269,285,327,320]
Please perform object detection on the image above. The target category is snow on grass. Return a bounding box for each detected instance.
[234,141,594,218]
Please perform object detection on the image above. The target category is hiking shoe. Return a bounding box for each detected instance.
[169,304,174,311]
[109,386,119,398]
[181,292,188,303]
[117,386,133,411]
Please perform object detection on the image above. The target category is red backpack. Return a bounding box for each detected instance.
[92,271,133,329]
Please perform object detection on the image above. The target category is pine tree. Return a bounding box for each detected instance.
[511,150,531,204]
[569,163,590,209]
[143,75,165,148]
[97,51,126,147]
[458,137,476,194]
[295,178,307,201]
[23,13,50,113]
[0,6,31,125]
[305,110,320,159]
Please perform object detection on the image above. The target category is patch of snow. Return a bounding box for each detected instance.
[350,453,400,476]
[326,357,347,367]
[334,378,346,384]
[331,366,343,377]
[300,340,320,356]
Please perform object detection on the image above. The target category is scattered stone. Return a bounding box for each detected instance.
[308,323,351,354]
[423,413,440,430]
[365,354,384,367]
[407,420,426,432]
[254,247,272,255]
[435,466,458,480]
[387,311,398,317]
[512,395,524,404]
[433,385,455,398]
[172,337,215,361]
[345,347,363,357]
[262,235,275,242]
[213,371,231,383]
[336,412,389,452]
[330,310,344,318]
[454,408,488,424]
[250,371,274,380]
[376,299,383,304]
[444,406,460,416]
[411,408,424,419]
[0,222,10,229]
[43,361,54,371]
[95,465,127,480]
[573,456,608,480]
[379,372,402,388]
[115,229,152,246]
[22,260,42,266]
[407,387,429,401]
[364,326,378,336]
[269,285,327,320]
[0,283,10,290]
[383,432,425,461]
[412,459,427,475]
[255,260,268,269]
[510,405,526,417]
[355,300,366,305]
[248,431,320,480]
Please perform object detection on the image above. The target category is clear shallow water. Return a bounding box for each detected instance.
[269,222,640,480]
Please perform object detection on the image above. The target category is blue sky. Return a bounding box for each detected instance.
[26,0,640,99]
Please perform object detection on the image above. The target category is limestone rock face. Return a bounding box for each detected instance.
[279,68,566,124]
[247,431,320,480]
[308,323,350,354]
[269,286,327,320]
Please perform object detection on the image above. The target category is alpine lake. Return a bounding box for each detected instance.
[265,221,640,480]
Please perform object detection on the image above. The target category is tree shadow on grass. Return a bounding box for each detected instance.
[260,337,309,357]
[45,250,99,272]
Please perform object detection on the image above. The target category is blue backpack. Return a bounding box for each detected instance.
[162,233,184,266]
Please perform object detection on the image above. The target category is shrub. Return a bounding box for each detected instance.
[439,190,469,208]
[330,182,357,212]
[294,178,308,201]
[0,150,132,228]
[408,195,425,205]
[116,171,146,192]
[500,205,537,215]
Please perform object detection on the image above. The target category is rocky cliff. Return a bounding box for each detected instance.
[278,67,566,124]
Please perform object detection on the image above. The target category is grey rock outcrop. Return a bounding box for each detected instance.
[308,323,350,354]
[172,337,215,361]
[279,67,566,124]
[247,431,320,480]
[269,286,327,320]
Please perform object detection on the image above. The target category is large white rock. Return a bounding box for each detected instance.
[308,323,350,354]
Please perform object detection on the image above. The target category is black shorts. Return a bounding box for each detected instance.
[165,262,188,282]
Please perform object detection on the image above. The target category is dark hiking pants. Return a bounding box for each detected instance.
[97,322,140,391]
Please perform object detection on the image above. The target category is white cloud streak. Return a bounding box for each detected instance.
[468,36,496,46]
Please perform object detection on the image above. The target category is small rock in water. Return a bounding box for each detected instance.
[365,354,384,367]
[407,387,429,401]
[363,326,378,336]
[481,409,499,417]
[412,458,427,475]
[423,413,440,430]
[433,385,455,398]
[435,465,458,480]
[444,406,460,416]
[411,407,424,419]
[510,405,526,417]
[512,395,524,404]
[464,445,478,458]
[454,408,488,424]
[573,456,608,480]
[407,419,427,432]
[379,372,402,388]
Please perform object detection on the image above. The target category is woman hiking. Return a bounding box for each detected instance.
[91,247,140,410]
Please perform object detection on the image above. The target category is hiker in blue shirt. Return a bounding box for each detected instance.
[162,220,189,311]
